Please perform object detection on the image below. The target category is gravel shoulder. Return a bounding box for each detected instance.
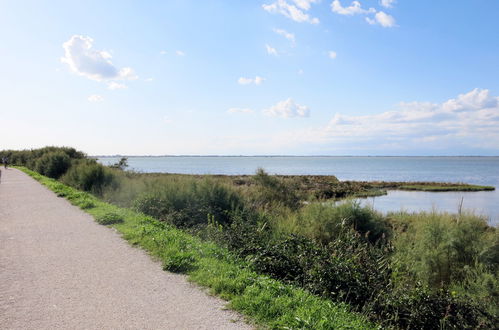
[0,168,251,330]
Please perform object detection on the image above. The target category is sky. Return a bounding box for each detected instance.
[1,0,499,156]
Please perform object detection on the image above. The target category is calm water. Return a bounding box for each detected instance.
[97,156,499,225]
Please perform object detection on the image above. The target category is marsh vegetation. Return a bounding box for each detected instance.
[3,147,498,329]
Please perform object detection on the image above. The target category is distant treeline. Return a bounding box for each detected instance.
[3,147,498,329]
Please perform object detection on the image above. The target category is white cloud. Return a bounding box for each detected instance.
[160,50,167,55]
[366,11,396,27]
[88,94,103,102]
[266,44,278,56]
[331,0,375,15]
[328,51,337,59]
[235,89,499,154]
[61,35,137,82]
[380,0,396,8]
[263,98,311,118]
[317,88,499,150]
[254,76,265,85]
[228,108,255,114]
[273,28,296,45]
[107,81,127,90]
[442,88,498,112]
[298,69,304,74]
[238,76,265,85]
[263,0,320,24]
[292,0,320,10]
[175,50,185,56]
[144,77,154,82]
[332,1,397,28]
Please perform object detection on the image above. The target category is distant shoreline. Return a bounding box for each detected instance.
[93,155,499,158]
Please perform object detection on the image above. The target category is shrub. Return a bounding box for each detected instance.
[367,286,496,329]
[391,212,496,288]
[390,211,499,320]
[109,157,129,170]
[61,160,116,194]
[133,178,245,228]
[251,168,300,209]
[34,151,71,179]
[278,201,391,245]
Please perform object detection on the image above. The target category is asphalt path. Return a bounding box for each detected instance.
[0,168,251,329]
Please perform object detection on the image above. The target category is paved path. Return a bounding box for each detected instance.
[0,168,251,330]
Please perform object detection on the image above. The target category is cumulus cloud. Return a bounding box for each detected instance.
[292,0,320,10]
[442,88,498,112]
[328,51,337,59]
[175,50,185,56]
[88,94,103,102]
[263,0,320,24]
[273,28,296,45]
[228,108,255,114]
[332,1,396,28]
[266,44,278,56]
[331,0,375,15]
[238,76,265,85]
[61,35,137,82]
[318,88,499,151]
[380,0,396,8]
[366,11,396,27]
[263,98,311,118]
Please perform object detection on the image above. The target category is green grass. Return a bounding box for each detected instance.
[397,184,495,192]
[19,166,376,330]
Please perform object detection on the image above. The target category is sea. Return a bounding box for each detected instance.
[97,156,499,226]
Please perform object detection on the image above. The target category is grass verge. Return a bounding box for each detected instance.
[18,166,376,330]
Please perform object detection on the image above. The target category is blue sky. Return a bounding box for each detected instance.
[1,0,498,155]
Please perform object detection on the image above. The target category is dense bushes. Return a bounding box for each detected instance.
[0,147,117,194]
[130,172,497,328]
[0,146,84,169]
[61,159,117,194]
[390,211,499,319]
[250,168,301,209]
[133,178,245,228]
[277,202,391,245]
[35,151,71,179]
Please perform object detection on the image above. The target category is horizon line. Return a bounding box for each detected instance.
[92,154,499,158]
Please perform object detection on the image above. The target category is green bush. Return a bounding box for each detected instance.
[390,211,499,319]
[0,146,85,169]
[367,285,496,329]
[251,168,300,209]
[278,201,391,245]
[133,178,245,228]
[34,151,71,179]
[61,160,116,194]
